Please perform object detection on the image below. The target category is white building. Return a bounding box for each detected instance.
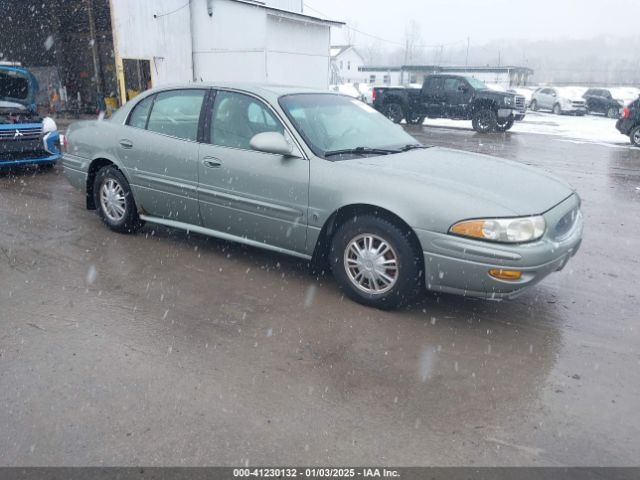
[329,45,366,85]
[358,66,404,86]
[109,0,342,102]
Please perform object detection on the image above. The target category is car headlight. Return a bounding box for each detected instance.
[450,215,546,243]
[42,117,57,134]
[503,96,514,106]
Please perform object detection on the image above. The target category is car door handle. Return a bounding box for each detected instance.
[202,157,222,168]
[119,139,133,149]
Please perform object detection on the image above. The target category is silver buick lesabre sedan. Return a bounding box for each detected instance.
[62,84,583,309]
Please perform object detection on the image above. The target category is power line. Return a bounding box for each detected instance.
[304,2,466,49]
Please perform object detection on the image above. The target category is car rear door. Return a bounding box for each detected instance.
[421,77,444,117]
[196,89,309,253]
[120,89,206,225]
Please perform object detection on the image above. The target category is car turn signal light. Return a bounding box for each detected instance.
[489,269,523,281]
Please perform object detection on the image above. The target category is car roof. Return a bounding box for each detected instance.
[146,82,330,102]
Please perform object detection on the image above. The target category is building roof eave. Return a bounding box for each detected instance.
[229,0,345,27]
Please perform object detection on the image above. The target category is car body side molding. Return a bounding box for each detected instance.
[138,214,313,260]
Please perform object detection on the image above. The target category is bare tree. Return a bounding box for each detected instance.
[403,20,422,64]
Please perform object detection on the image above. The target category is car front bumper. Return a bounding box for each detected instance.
[0,131,61,167]
[415,194,583,299]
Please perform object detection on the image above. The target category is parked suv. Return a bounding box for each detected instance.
[583,88,639,118]
[616,97,640,147]
[530,87,587,115]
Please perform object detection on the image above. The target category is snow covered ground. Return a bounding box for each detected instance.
[421,111,634,148]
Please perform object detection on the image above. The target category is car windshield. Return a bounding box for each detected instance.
[279,93,419,159]
[465,77,488,90]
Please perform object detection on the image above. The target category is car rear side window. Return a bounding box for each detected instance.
[210,91,284,150]
[146,89,206,141]
[128,95,154,129]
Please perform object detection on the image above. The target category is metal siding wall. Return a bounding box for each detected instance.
[265,15,331,88]
[110,0,193,84]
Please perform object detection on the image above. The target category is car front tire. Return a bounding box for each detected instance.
[329,216,423,310]
[630,126,640,147]
[553,103,562,115]
[607,107,619,119]
[472,108,497,133]
[530,100,538,111]
[94,165,143,234]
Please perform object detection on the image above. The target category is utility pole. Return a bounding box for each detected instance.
[465,36,470,69]
[86,0,103,97]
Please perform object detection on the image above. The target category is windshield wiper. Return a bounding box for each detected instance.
[400,143,430,152]
[324,147,401,158]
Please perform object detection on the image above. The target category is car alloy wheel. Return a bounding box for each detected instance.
[607,107,619,119]
[344,233,399,294]
[385,103,404,123]
[631,126,640,147]
[93,165,144,234]
[100,178,127,222]
[329,215,422,309]
[472,109,497,133]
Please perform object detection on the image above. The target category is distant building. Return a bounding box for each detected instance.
[358,66,404,86]
[330,45,366,85]
[359,64,534,87]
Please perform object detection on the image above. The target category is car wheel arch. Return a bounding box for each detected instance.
[86,157,128,210]
[311,203,424,274]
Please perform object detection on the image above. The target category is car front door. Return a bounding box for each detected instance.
[196,90,309,253]
[443,78,471,117]
[120,89,206,225]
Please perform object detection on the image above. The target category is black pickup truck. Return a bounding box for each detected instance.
[372,74,527,133]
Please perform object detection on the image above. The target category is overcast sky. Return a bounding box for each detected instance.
[304,0,634,47]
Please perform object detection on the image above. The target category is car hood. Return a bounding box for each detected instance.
[349,147,574,216]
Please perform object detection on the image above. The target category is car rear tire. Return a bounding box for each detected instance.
[93,165,144,234]
[495,116,515,132]
[553,103,562,115]
[530,100,538,111]
[329,215,423,309]
[384,102,405,124]
[472,108,497,133]
[630,126,640,147]
[607,107,619,119]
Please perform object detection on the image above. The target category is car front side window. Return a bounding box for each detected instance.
[145,89,206,142]
[210,91,284,150]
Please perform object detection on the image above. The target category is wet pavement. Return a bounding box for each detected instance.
[1,125,639,466]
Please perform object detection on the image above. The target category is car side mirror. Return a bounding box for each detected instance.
[551,92,557,97]
[250,132,294,157]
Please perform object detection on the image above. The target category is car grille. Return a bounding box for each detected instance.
[515,95,526,113]
[555,207,581,240]
[571,101,586,108]
[0,126,43,141]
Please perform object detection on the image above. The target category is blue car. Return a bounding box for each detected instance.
[0,65,61,168]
